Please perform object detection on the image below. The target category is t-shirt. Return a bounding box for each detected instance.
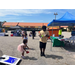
[24,36,28,40]
[58,29,62,35]
[39,30,49,43]
[24,36,28,45]
[19,43,26,49]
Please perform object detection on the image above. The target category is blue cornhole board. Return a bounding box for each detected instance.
[0,55,21,65]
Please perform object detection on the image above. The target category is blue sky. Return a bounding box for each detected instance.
[0,9,75,23]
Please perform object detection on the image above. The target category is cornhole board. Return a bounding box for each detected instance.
[0,55,21,65]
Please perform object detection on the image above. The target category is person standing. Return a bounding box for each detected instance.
[58,27,62,37]
[32,28,35,39]
[71,28,75,36]
[39,26,49,56]
[71,28,75,45]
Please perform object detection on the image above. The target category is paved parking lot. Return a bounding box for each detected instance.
[0,31,75,65]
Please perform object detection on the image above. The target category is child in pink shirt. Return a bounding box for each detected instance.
[17,39,30,58]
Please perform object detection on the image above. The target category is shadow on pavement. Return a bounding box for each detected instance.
[23,56,37,60]
[45,54,63,59]
[25,48,35,50]
[63,44,75,52]
[30,48,35,50]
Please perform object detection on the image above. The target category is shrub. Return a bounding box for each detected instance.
[68,26,74,32]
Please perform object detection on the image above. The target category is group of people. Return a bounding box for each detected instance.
[17,26,50,58]
[17,26,75,58]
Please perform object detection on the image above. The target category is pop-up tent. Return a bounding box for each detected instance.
[48,12,75,39]
[48,12,75,49]
[48,12,75,26]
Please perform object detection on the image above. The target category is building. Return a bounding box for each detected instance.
[2,22,19,27]
[2,22,48,28]
[3,22,73,31]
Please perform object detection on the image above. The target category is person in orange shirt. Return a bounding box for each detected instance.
[3,29,5,32]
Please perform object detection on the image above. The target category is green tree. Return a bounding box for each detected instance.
[3,21,6,22]
[68,26,73,32]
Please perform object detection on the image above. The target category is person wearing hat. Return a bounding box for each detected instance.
[39,26,49,56]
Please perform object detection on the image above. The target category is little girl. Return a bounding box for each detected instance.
[17,39,30,58]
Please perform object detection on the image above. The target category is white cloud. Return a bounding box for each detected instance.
[17,20,24,22]
[0,9,75,16]
[0,9,52,16]
[39,20,43,21]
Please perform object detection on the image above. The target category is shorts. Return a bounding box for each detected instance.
[39,42,46,49]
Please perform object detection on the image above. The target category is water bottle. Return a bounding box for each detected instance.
[53,34,55,37]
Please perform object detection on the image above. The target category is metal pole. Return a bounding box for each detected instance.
[54,13,58,20]
[50,13,58,51]
[55,15,56,20]
[50,22,54,51]
[52,23,53,36]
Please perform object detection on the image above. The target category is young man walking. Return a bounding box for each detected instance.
[39,26,49,57]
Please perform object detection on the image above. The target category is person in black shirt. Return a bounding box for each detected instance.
[32,28,35,39]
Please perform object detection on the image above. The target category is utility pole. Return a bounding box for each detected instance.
[54,12,58,20]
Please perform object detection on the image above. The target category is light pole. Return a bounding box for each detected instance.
[54,12,58,20]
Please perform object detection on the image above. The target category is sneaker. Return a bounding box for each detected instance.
[40,53,43,56]
[40,52,43,56]
[43,54,45,57]
[21,56,25,59]
[42,53,45,57]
